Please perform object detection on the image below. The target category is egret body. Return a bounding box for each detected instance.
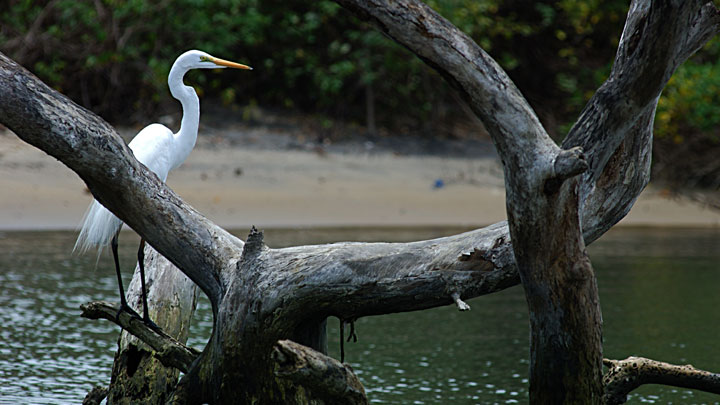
[74,50,251,326]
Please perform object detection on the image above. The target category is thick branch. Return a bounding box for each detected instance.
[334,0,558,175]
[80,301,200,373]
[272,340,368,405]
[0,52,242,309]
[570,1,720,241]
[604,357,720,405]
[261,222,519,323]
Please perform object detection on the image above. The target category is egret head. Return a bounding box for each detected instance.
[175,50,252,71]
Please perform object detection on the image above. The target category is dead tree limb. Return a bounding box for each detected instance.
[566,1,720,242]
[80,301,200,373]
[604,357,720,404]
[273,339,368,405]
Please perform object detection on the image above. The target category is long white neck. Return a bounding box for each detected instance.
[168,64,200,169]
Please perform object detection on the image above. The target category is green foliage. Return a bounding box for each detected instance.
[657,43,720,142]
[0,0,628,131]
[652,38,720,188]
[0,0,261,121]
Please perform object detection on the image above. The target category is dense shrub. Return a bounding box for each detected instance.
[1,0,259,122]
[653,42,720,188]
[0,0,626,132]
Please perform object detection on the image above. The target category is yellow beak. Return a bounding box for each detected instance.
[210,57,252,70]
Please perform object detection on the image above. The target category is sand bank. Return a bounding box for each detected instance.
[1,130,718,232]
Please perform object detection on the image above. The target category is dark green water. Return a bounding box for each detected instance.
[0,227,718,404]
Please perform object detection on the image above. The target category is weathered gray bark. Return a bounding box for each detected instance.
[604,357,720,404]
[273,339,368,404]
[1,0,720,403]
[81,299,200,374]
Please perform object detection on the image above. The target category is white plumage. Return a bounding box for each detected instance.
[74,50,251,255]
[74,124,174,254]
[73,50,251,324]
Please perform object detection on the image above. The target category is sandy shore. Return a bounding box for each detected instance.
[1,128,719,231]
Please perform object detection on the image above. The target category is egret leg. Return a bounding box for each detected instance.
[111,233,140,320]
[339,318,358,363]
[137,239,160,331]
[340,318,345,363]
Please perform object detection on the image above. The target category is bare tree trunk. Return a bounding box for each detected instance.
[507,162,603,403]
[107,247,199,404]
[1,0,719,403]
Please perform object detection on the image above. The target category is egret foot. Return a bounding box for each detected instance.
[116,302,142,323]
[143,316,161,332]
[339,318,359,363]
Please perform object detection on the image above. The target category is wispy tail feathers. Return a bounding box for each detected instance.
[74,200,123,256]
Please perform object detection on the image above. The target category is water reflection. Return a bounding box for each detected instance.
[0,227,719,404]
[0,232,120,404]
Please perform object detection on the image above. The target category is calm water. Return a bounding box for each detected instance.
[0,227,719,404]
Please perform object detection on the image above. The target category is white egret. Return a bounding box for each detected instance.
[74,50,251,328]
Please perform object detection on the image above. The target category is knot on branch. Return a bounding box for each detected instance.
[456,248,495,272]
[242,225,267,258]
[554,146,588,179]
[545,146,588,194]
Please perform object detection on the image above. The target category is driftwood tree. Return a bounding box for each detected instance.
[2,0,720,404]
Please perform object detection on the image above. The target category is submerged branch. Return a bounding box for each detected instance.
[604,356,720,404]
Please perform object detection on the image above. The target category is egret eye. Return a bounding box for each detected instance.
[199,55,210,62]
